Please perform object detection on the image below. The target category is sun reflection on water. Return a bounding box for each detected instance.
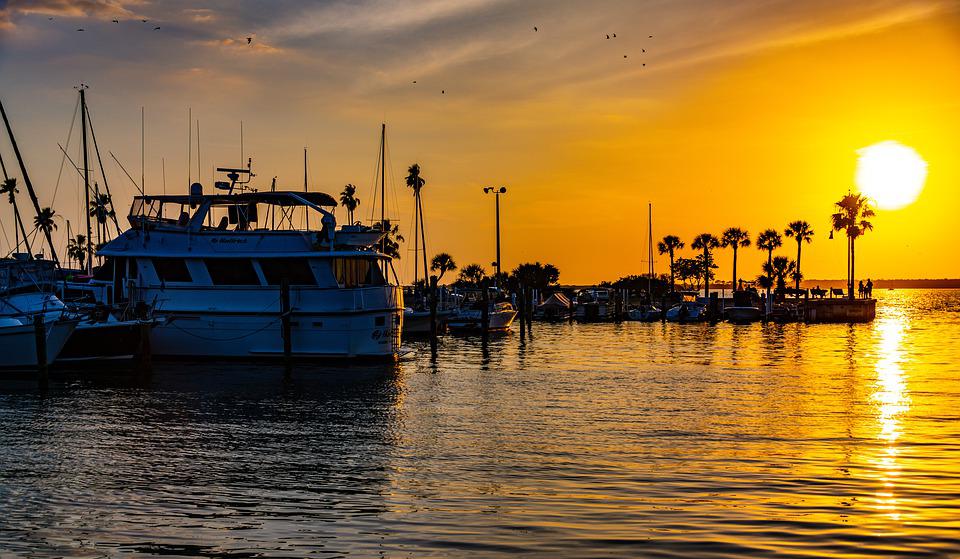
[870,313,910,522]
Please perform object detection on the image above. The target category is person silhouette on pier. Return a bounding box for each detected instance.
[858,280,865,298]
[866,279,873,299]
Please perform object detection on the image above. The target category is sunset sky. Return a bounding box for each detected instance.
[1,0,958,284]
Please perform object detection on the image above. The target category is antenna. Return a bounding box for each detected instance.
[196,119,201,184]
[304,146,309,229]
[140,106,145,193]
[240,120,244,170]
[187,107,192,186]
[162,157,166,195]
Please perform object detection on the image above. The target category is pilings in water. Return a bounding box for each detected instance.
[429,275,439,359]
[481,280,490,342]
[280,278,292,371]
[33,315,47,387]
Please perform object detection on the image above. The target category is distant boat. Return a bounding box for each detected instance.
[627,304,660,322]
[666,301,705,323]
[726,290,762,324]
[447,301,517,333]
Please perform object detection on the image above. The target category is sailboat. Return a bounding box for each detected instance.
[628,202,661,322]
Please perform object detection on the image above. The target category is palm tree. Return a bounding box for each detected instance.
[691,233,719,300]
[34,207,57,233]
[831,193,875,299]
[720,227,750,291]
[656,235,684,292]
[405,163,428,287]
[339,184,360,224]
[784,220,814,291]
[457,263,487,287]
[756,228,782,302]
[765,256,797,295]
[88,190,114,248]
[430,252,457,283]
[372,219,404,259]
[67,234,87,270]
[1,177,29,253]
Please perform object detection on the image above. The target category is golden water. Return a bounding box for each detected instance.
[1,289,958,557]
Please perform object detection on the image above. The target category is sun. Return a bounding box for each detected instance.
[855,141,928,210]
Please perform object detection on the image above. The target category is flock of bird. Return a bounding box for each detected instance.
[417,25,655,95]
[47,15,255,43]
[47,15,653,95]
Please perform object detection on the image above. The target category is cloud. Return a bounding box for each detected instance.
[183,8,217,23]
[200,37,283,55]
[0,0,144,24]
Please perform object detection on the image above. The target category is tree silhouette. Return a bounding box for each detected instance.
[756,228,783,300]
[430,252,457,283]
[784,220,814,291]
[34,207,58,235]
[405,163,429,287]
[67,234,87,270]
[88,190,114,248]
[692,233,719,299]
[339,184,360,225]
[372,219,404,259]
[765,256,796,295]
[457,263,487,287]
[831,193,874,299]
[720,227,750,291]
[656,235,684,292]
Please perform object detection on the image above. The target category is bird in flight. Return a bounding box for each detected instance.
[247,37,252,44]
[48,17,54,20]
[623,55,627,58]
[533,26,538,32]
[606,34,610,39]
[412,80,417,84]
[613,33,616,37]
[154,26,160,30]
[142,19,148,23]
[441,90,445,94]
[642,48,645,53]
[112,18,119,23]
[77,28,84,32]
[648,35,653,38]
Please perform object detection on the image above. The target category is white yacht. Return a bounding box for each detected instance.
[91,184,404,360]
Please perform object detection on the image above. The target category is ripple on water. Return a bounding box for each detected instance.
[1,290,960,557]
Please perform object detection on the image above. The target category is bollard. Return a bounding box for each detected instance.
[429,275,438,359]
[34,314,48,386]
[281,278,292,371]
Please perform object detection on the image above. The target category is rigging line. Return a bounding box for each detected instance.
[109,151,144,195]
[83,104,122,235]
[50,96,81,209]
[367,128,383,223]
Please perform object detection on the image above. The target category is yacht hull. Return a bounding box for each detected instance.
[0,320,77,370]
[150,309,402,359]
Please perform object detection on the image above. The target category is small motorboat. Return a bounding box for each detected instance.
[447,301,517,333]
[726,290,763,324]
[665,302,705,323]
[627,305,661,322]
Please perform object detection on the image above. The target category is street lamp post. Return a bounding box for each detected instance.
[483,186,507,283]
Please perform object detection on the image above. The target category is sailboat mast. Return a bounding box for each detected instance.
[80,87,93,274]
[647,202,653,300]
[380,123,386,274]
[304,147,309,230]
[0,99,57,262]
[0,150,31,256]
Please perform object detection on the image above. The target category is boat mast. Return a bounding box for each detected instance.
[647,202,653,300]
[80,86,93,274]
[304,147,309,230]
[0,150,31,256]
[380,123,386,275]
[0,98,58,262]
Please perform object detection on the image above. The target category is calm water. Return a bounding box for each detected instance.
[2,289,960,558]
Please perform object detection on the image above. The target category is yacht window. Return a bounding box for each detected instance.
[152,258,192,283]
[205,258,260,286]
[259,258,316,286]
[332,257,385,288]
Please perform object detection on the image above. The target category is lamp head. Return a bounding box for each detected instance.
[483,187,492,193]
[498,186,507,194]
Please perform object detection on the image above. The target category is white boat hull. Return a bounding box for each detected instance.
[0,319,77,370]
[447,309,517,332]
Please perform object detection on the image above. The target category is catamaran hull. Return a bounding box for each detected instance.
[0,320,77,370]
[148,309,403,359]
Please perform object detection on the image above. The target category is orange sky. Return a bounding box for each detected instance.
[1,1,959,284]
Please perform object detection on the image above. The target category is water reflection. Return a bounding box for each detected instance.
[870,313,910,522]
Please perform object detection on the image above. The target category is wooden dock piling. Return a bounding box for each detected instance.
[429,275,438,359]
